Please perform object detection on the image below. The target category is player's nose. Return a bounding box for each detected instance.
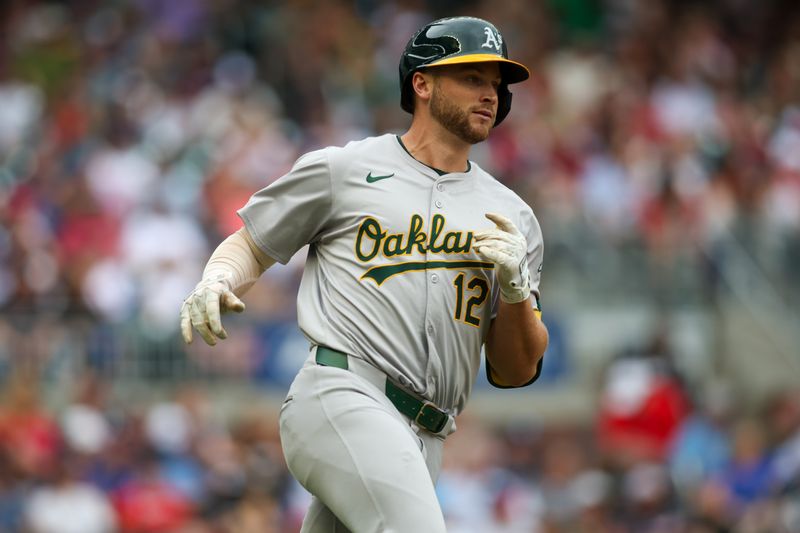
[480,86,498,105]
[479,93,498,115]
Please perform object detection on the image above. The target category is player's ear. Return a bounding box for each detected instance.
[411,70,435,106]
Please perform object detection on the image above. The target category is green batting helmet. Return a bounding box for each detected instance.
[399,16,530,126]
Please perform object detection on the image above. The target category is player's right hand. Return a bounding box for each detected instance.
[180,273,245,346]
[473,213,530,304]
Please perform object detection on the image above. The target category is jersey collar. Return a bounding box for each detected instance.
[394,135,473,177]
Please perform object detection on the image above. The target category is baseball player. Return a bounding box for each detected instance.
[181,16,548,532]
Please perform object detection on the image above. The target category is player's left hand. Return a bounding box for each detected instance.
[473,213,530,304]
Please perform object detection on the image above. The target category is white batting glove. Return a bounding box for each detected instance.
[473,213,530,304]
[180,272,245,346]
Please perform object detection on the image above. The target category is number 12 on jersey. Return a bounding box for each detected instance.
[452,273,489,327]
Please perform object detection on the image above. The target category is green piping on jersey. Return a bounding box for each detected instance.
[361,260,494,285]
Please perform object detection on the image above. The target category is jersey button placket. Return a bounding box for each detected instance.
[428,181,443,338]
[424,180,441,395]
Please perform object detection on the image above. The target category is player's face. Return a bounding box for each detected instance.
[429,63,501,144]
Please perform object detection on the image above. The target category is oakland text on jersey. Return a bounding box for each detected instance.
[355,213,494,285]
[355,214,473,261]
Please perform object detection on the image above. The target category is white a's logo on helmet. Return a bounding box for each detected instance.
[481,27,502,51]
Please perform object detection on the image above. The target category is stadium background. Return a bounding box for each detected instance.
[1,0,799,531]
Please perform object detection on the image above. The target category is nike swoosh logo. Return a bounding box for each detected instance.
[366,172,395,183]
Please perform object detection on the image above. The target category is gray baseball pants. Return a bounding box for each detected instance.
[279,348,454,532]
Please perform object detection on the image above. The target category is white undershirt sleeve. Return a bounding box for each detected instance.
[202,227,276,296]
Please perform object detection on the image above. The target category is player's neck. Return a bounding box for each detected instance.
[401,121,471,174]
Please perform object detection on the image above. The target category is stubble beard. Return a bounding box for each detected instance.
[429,85,490,145]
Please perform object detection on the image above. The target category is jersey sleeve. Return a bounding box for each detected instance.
[486,206,545,389]
[525,209,544,314]
[237,149,332,264]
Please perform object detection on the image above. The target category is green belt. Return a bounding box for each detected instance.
[316,346,449,434]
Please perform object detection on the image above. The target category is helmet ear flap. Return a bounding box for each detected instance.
[494,84,512,126]
[401,77,414,114]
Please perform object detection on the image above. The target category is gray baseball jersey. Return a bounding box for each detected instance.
[238,133,543,415]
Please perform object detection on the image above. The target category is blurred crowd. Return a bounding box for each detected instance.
[1,343,800,532]
[1,0,800,531]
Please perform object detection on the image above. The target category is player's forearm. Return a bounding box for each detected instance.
[203,227,276,295]
[485,300,548,386]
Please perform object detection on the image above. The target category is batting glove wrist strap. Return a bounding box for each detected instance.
[474,213,531,305]
[197,271,234,291]
[498,256,531,304]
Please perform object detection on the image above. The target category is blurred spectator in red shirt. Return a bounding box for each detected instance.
[0,374,61,478]
[597,332,690,466]
[111,454,193,533]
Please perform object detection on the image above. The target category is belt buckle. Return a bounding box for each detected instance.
[415,401,447,433]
